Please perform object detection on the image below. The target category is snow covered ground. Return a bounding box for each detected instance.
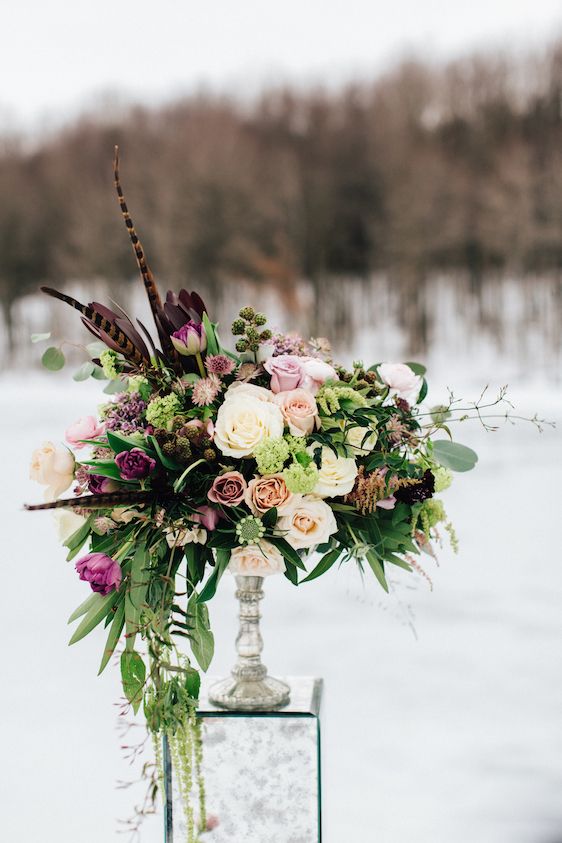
[1,373,560,843]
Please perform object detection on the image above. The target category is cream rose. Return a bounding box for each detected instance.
[53,510,87,543]
[228,540,285,577]
[245,474,294,515]
[224,382,275,403]
[30,441,75,500]
[274,388,320,437]
[311,445,358,498]
[345,425,378,455]
[214,394,284,457]
[277,495,337,549]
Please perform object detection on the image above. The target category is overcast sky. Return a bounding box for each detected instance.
[1,0,561,129]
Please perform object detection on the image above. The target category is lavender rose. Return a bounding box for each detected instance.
[115,448,156,480]
[208,471,247,506]
[75,552,122,595]
[264,355,304,393]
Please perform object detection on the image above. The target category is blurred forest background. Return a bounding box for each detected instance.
[1,40,561,371]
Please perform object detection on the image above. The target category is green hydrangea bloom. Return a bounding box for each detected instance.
[419,498,447,531]
[146,394,182,429]
[127,375,151,400]
[254,437,290,475]
[283,462,319,494]
[100,349,119,380]
[284,434,308,454]
[434,466,453,493]
[316,384,368,415]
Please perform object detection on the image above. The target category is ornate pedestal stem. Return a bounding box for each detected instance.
[208,575,290,710]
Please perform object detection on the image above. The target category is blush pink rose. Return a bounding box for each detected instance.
[245,474,294,515]
[264,355,304,393]
[193,505,221,531]
[378,363,422,402]
[275,388,320,437]
[65,416,105,449]
[299,358,338,394]
[207,471,247,506]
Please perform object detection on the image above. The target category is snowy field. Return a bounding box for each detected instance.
[1,373,561,843]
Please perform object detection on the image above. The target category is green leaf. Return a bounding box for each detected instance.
[31,332,51,343]
[147,435,183,471]
[433,440,478,472]
[430,405,452,424]
[67,592,100,625]
[64,517,93,552]
[301,548,340,583]
[98,601,125,674]
[120,650,146,713]
[103,378,124,395]
[86,341,108,357]
[73,361,95,382]
[69,591,120,645]
[202,312,219,356]
[283,560,299,585]
[405,361,427,376]
[417,378,428,404]
[261,507,278,529]
[184,666,201,700]
[187,594,215,671]
[125,545,150,652]
[107,431,149,455]
[269,536,306,570]
[366,550,389,592]
[198,549,231,603]
[41,346,65,371]
[385,553,413,571]
[81,460,125,481]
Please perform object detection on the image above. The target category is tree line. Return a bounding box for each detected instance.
[0,40,560,349]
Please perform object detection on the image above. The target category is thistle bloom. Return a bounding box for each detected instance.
[205,354,235,376]
[171,321,207,356]
[192,375,221,407]
[75,552,122,595]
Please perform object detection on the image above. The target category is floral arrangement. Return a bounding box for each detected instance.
[26,150,535,840]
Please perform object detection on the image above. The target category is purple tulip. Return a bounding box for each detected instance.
[171,321,207,356]
[115,448,156,480]
[76,552,122,595]
[88,473,118,494]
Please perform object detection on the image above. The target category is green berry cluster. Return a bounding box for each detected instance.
[231,306,272,353]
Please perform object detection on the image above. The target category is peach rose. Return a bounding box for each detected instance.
[245,474,294,515]
[30,441,75,500]
[274,388,320,437]
[228,541,285,577]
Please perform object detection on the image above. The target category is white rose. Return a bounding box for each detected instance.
[378,363,422,403]
[277,495,337,549]
[300,357,339,394]
[52,509,87,543]
[345,425,378,455]
[228,540,285,577]
[214,395,284,458]
[224,382,275,402]
[29,441,75,500]
[311,445,358,497]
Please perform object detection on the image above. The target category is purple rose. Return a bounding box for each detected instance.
[115,448,156,480]
[264,355,304,393]
[88,473,118,494]
[76,552,122,595]
[171,321,207,356]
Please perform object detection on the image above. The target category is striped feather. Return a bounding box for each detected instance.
[24,491,156,512]
[41,287,148,365]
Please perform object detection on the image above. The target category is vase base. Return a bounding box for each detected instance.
[208,675,291,711]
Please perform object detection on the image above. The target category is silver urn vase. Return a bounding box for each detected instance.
[208,575,290,710]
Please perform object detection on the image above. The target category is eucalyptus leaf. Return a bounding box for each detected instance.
[31,332,51,343]
[103,378,125,395]
[73,361,95,382]
[433,440,478,472]
[90,364,107,380]
[41,347,65,371]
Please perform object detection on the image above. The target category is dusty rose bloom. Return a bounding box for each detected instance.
[245,474,294,515]
[207,471,247,506]
[264,355,304,393]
